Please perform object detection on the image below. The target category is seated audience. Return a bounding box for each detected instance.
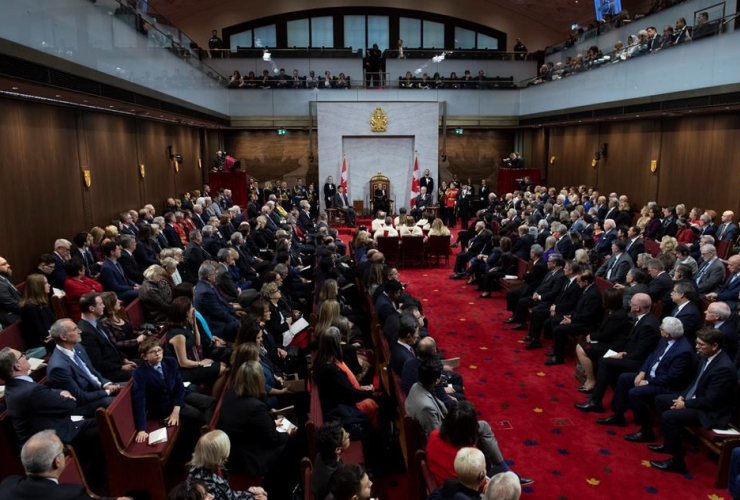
[99,242,140,301]
[428,447,489,500]
[194,262,241,342]
[64,258,103,322]
[328,464,373,500]
[99,291,144,360]
[139,264,173,323]
[18,274,55,352]
[0,255,22,327]
[312,420,351,500]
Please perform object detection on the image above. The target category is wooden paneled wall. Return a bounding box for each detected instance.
[0,98,207,282]
[527,114,740,215]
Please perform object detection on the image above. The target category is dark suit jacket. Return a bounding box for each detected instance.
[597,252,634,284]
[669,301,703,341]
[717,319,739,360]
[47,344,111,406]
[118,250,143,284]
[590,308,631,349]
[0,476,94,500]
[390,343,415,376]
[333,193,351,209]
[184,242,213,277]
[217,390,289,476]
[681,351,737,429]
[78,318,125,377]
[521,259,548,296]
[131,357,185,432]
[375,292,397,327]
[595,229,617,256]
[657,216,678,239]
[535,269,566,303]
[215,264,240,302]
[298,210,315,234]
[133,241,159,268]
[415,194,431,210]
[536,230,551,247]
[639,336,695,390]
[716,274,740,310]
[716,222,738,242]
[4,377,80,448]
[0,276,22,327]
[512,234,534,260]
[648,272,673,308]
[555,234,573,260]
[48,253,67,290]
[98,260,136,297]
[163,224,184,249]
[625,237,645,263]
[420,176,434,194]
[571,284,604,329]
[553,278,583,314]
[622,312,661,362]
[193,280,239,340]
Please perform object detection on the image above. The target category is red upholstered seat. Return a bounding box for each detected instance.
[426,235,451,267]
[0,321,27,353]
[125,298,145,330]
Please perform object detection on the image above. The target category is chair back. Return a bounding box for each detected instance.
[401,236,425,267]
[125,299,145,330]
[300,457,315,500]
[427,235,451,256]
[376,236,400,265]
[644,239,661,257]
[0,322,27,353]
[415,450,439,498]
[59,445,92,493]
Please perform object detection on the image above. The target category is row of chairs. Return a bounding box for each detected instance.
[375,235,452,268]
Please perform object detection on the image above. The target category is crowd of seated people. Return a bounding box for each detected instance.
[228,68,352,89]
[532,12,718,85]
[399,69,514,89]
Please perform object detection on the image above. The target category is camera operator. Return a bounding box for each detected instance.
[502,152,524,169]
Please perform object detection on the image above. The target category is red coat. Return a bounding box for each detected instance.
[64,277,103,322]
[676,228,696,244]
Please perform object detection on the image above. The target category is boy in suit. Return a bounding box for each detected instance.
[132,337,216,444]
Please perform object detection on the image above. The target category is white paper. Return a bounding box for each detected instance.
[712,428,740,435]
[603,349,619,358]
[183,382,191,388]
[276,417,297,433]
[52,288,66,298]
[28,358,47,371]
[0,385,5,399]
[299,265,311,271]
[148,427,168,445]
[70,415,85,422]
[504,275,519,280]
[282,317,309,347]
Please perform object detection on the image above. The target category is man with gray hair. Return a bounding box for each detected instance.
[597,316,695,436]
[298,199,316,234]
[484,471,521,500]
[704,301,738,360]
[184,228,213,281]
[194,262,240,341]
[695,244,725,294]
[118,235,143,284]
[49,238,72,289]
[508,253,566,330]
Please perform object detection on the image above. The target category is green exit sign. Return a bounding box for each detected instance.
[277,128,287,136]
[454,128,464,135]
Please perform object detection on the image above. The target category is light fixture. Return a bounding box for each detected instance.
[11,86,18,90]
[454,128,464,135]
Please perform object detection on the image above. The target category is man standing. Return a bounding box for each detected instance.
[420,169,434,202]
[323,176,337,208]
[208,29,223,58]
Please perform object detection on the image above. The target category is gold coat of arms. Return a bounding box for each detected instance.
[370,107,387,132]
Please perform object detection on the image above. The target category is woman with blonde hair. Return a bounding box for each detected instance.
[574,248,591,271]
[103,225,119,244]
[314,299,341,338]
[659,235,678,255]
[187,430,268,500]
[89,226,106,261]
[139,264,172,323]
[543,235,557,262]
[429,217,451,237]
[636,206,651,231]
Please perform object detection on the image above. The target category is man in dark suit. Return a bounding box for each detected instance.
[546,270,605,365]
[411,187,431,219]
[297,200,316,234]
[0,256,21,327]
[332,186,356,227]
[131,338,216,445]
[0,429,100,500]
[596,316,694,430]
[49,239,72,290]
[595,220,618,257]
[694,244,726,294]
[184,230,213,279]
[451,222,489,278]
[575,293,660,409]
[625,227,645,263]
[162,213,185,249]
[555,228,574,260]
[509,253,566,329]
[119,212,139,237]
[373,186,389,214]
[596,241,634,284]
[716,211,738,242]
[246,194,261,221]
[0,347,99,455]
[98,242,139,302]
[194,263,240,342]
[71,233,96,276]
[192,205,208,229]
[419,169,434,201]
[77,294,136,382]
[117,236,144,284]
[648,328,737,473]
[511,225,535,260]
[705,255,740,310]
[323,176,337,208]
[375,280,403,328]
[47,319,124,417]
[704,302,739,360]
[504,245,547,316]
[526,261,583,349]
[657,206,679,239]
[668,281,703,342]
[390,315,420,376]
[457,183,473,229]
[647,259,674,311]
[401,337,462,406]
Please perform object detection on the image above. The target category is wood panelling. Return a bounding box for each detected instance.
[547,125,599,188]
[82,113,141,225]
[658,114,740,215]
[441,129,514,189]
[596,120,660,210]
[0,97,204,281]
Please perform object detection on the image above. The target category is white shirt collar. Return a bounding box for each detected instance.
[675,301,689,313]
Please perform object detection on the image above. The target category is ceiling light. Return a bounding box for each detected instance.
[55,94,61,98]
[11,87,19,90]
[109,105,114,108]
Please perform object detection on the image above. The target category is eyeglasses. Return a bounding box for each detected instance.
[147,348,163,355]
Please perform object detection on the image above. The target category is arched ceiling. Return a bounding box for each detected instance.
[149,0,650,51]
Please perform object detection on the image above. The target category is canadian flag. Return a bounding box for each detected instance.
[340,155,348,193]
[409,152,420,206]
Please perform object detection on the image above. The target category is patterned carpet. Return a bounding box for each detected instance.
[380,237,730,500]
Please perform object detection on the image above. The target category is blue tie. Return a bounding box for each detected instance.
[154,364,165,380]
[685,359,708,400]
[72,352,101,387]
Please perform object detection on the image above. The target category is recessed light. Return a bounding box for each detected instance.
[83,100,88,103]
[109,105,115,108]
[636,115,640,118]
[55,94,61,98]
[11,87,18,90]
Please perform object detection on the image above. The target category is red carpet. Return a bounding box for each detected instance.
[389,237,729,500]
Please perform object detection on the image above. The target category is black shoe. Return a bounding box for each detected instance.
[648,443,669,453]
[596,414,627,426]
[545,350,554,357]
[624,431,655,443]
[450,243,459,248]
[522,335,533,342]
[503,317,517,324]
[577,386,594,394]
[650,458,687,474]
[518,477,534,486]
[574,400,604,413]
[525,341,543,350]
[544,357,564,366]
[512,323,528,331]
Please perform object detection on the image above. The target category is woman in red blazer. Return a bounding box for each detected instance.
[63,258,102,322]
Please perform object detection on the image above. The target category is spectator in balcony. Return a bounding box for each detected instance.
[396,38,406,59]
[335,73,349,89]
[260,69,272,89]
[208,29,223,58]
[401,71,415,88]
[306,70,319,89]
[462,70,474,89]
[291,69,303,88]
[448,72,461,89]
[418,73,431,89]
[365,43,382,88]
[242,71,257,88]
[432,72,444,89]
[630,31,649,57]
[612,41,626,61]
[646,26,661,52]
[655,25,675,51]
[275,68,289,89]
[322,71,334,89]
[674,17,692,44]
[513,38,527,60]
[228,71,241,89]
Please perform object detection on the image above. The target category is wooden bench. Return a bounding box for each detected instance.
[0,410,24,479]
[59,445,95,495]
[498,257,528,291]
[300,457,314,500]
[594,276,613,294]
[95,383,180,500]
[125,298,145,330]
[415,450,439,499]
[0,321,27,352]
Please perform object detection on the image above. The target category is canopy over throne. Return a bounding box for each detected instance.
[370,173,393,216]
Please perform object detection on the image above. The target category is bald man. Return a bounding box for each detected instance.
[704,301,739,360]
[705,255,740,311]
[716,211,737,241]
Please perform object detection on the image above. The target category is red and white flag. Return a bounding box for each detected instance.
[410,152,420,206]
[340,155,348,193]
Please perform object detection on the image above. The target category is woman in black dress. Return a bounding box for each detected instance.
[18,274,55,352]
[480,237,516,298]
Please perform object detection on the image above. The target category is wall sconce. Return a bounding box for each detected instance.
[198,158,202,169]
[139,164,146,178]
[650,159,658,173]
[549,156,556,165]
[174,160,180,173]
[82,169,91,188]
